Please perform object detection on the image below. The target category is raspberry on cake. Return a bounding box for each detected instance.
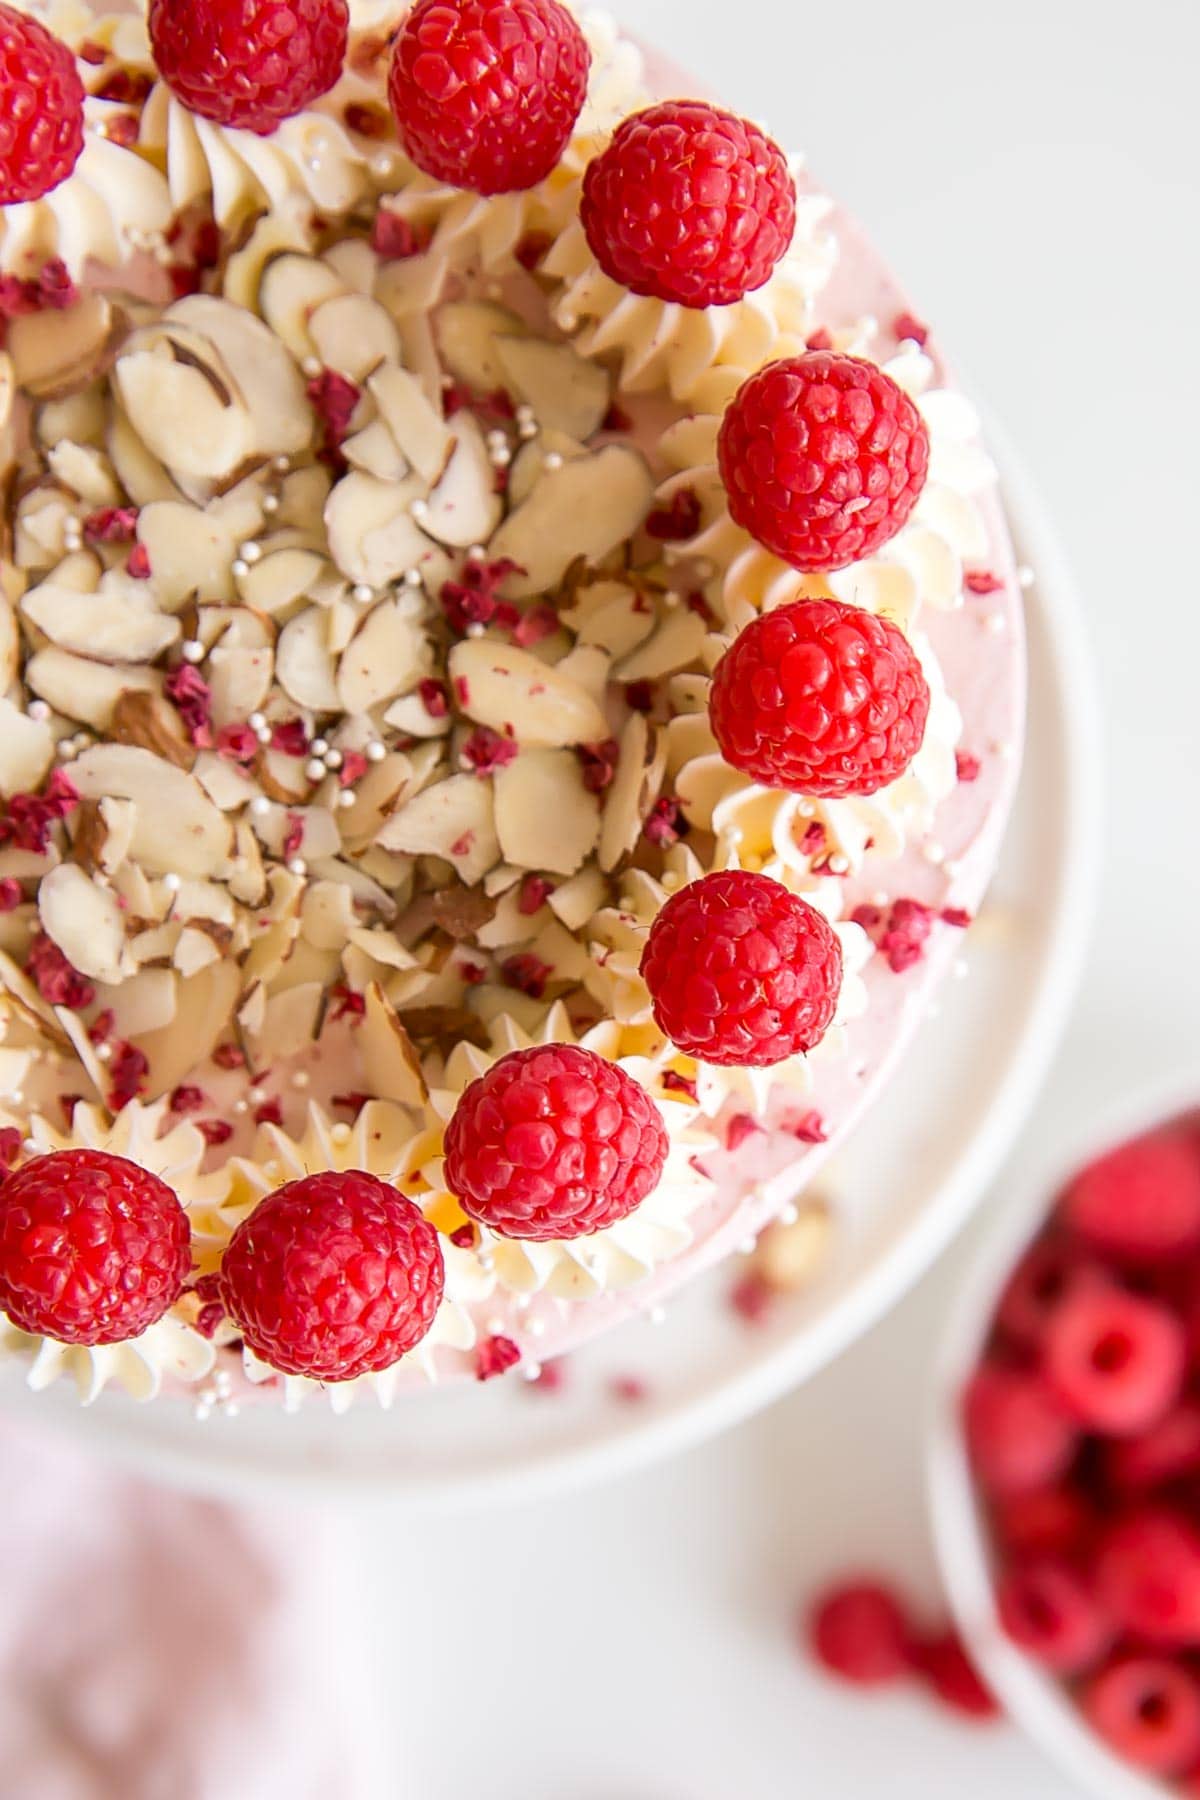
[718,351,931,572]
[709,598,931,798]
[217,1170,445,1382]
[0,1148,190,1344]
[388,0,590,194]
[444,1044,669,1241]
[640,871,844,1067]
[0,2,85,203]
[580,100,796,308]
[148,0,350,136]
[0,0,1023,1408]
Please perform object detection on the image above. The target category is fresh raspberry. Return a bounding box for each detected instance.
[912,1631,998,1720]
[996,1558,1114,1674]
[0,5,85,204]
[1043,1277,1184,1436]
[991,1485,1098,1559]
[962,1365,1077,1497]
[1096,1508,1200,1644]
[717,352,930,572]
[388,0,589,195]
[216,1171,444,1380]
[443,1045,668,1241]
[995,1235,1092,1349]
[1104,1401,1200,1494]
[1060,1132,1200,1264]
[0,1150,191,1345]
[708,599,930,798]
[580,101,796,308]
[1082,1657,1200,1776]
[148,0,349,137]
[806,1581,913,1686]
[640,871,843,1067]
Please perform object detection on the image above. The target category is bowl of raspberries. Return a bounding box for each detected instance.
[930,1076,1200,1797]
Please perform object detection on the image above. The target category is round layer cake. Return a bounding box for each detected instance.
[0,0,1024,1408]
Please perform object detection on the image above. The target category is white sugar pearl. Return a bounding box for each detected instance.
[1017,564,1035,589]
[405,569,423,588]
[250,796,271,817]
[352,584,374,604]
[262,493,280,515]
[292,1070,311,1090]
[543,452,563,471]
[273,455,291,473]
[163,872,182,893]
[410,498,429,520]
[338,790,356,810]
[248,712,267,732]
[302,356,322,378]
[310,738,328,757]
[287,858,307,877]
[27,700,50,722]
[331,1123,352,1146]
[305,760,326,783]
[238,541,262,565]
[365,740,386,763]
[182,640,205,663]
[255,726,272,745]
[323,748,342,770]
[466,544,485,561]
[231,560,249,579]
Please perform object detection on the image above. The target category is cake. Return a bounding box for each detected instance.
[0,0,1024,1410]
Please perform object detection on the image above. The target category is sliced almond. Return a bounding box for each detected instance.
[258,252,349,361]
[224,215,313,316]
[111,689,193,770]
[565,578,656,660]
[136,500,240,609]
[135,960,239,1098]
[377,773,500,885]
[599,713,660,872]
[276,606,340,711]
[614,607,709,683]
[46,440,121,509]
[507,430,588,508]
[0,695,54,799]
[114,343,253,483]
[421,412,503,549]
[207,644,273,728]
[97,796,138,874]
[38,863,132,986]
[168,296,313,462]
[548,864,608,932]
[322,237,380,295]
[494,335,611,441]
[300,880,356,952]
[448,639,609,747]
[21,569,180,663]
[69,745,233,879]
[337,598,429,715]
[343,420,410,484]
[237,544,326,616]
[37,386,107,451]
[175,926,222,978]
[92,966,177,1040]
[435,300,529,393]
[368,364,454,485]
[308,292,401,383]
[494,749,600,876]
[25,648,161,730]
[324,470,430,589]
[358,981,429,1108]
[8,294,122,397]
[106,402,182,506]
[0,600,15,688]
[488,444,654,598]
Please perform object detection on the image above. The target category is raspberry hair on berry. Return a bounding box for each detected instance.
[581,100,797,308]
[444,1044,669,1241]
[0,3,85,204]
[640,870,843,1067]
[389,0,590,195]
[148,0,350,136]
[718,351,931,572]
[709,598,931,799]
[0,1149,191,1345]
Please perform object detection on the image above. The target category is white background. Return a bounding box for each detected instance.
[338,5,1197,1796]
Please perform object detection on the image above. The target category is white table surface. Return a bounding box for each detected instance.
[345,3,1200,1793]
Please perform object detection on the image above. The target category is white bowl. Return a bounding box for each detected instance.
[927,1069,1200,1800]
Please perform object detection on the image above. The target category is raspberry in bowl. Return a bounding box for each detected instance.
[930,1079,1200,1799]
[0,0,1024,1420]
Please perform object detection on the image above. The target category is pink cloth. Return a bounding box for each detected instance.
[0,1425,385,1800]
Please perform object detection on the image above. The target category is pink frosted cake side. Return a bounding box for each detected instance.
[0,0,1023,1409]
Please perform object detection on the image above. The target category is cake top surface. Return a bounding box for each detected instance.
[0,0,1023,1410]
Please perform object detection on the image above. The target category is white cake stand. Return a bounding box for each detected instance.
[0,429,1102,1508]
